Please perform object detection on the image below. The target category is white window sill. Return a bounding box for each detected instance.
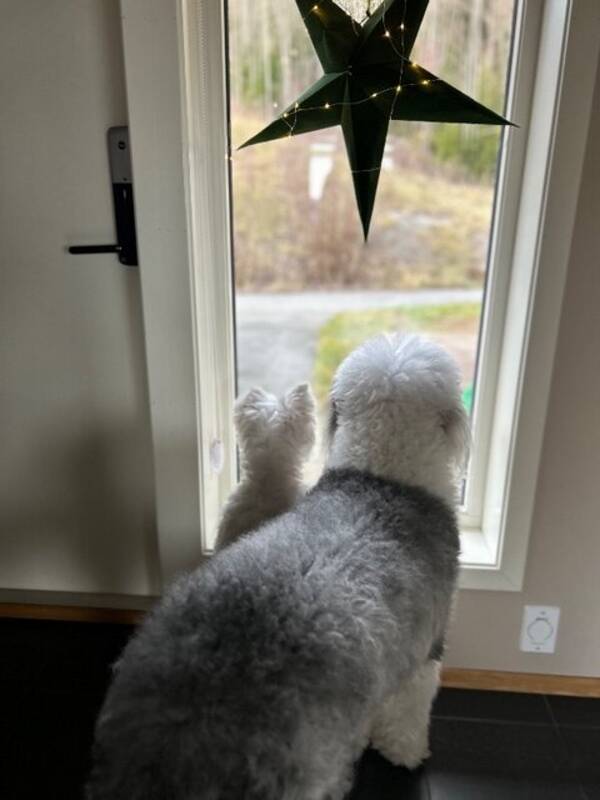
[458,528,517,591]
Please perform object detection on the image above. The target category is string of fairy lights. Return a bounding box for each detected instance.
[233,0,510,234]
[279,0,438,174]
[229,0,438,176]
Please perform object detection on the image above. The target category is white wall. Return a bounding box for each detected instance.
[446,58,600,678]
[0,1,159,602]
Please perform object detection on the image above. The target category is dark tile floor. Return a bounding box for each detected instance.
[1,618,598,799]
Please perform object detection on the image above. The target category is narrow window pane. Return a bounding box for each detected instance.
[228,0,515,480]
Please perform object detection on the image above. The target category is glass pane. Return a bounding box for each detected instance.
[228,0,516,481]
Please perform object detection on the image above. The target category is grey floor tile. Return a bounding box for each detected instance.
[579,785,600,800]
[560,726,600,788]
[547,695,600,729]
[349,749,430,799]
[428,771,583,799]
[433,689,552,725]
[429,718,573,782]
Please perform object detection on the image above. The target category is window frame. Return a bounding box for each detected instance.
[121,0,600,591]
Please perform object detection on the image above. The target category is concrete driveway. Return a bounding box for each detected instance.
[235,289,482,396]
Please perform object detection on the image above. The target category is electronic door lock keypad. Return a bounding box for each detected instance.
[67,126,138,267]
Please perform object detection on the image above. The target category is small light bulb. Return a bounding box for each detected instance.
[283,112,289,118]
[371,92,378,98]
[422,79,430,85]
[324,102,330,109]
[396,85,402,93]
[400,23,405,30]
[384,31,391,38]
[295,102,299,109]
[312,4,318,10]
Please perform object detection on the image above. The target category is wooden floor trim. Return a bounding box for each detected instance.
[442,667,600,698]
[0,603,144,625]
[2,605,599,697]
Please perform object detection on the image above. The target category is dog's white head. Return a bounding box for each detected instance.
[325,333,469,505]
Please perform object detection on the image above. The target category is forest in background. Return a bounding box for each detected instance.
[229,0,513,176]
[228,0,515,290]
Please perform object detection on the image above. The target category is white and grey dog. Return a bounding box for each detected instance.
[87,333,468,800]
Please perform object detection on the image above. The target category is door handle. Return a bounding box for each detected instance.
[68,126,138,267]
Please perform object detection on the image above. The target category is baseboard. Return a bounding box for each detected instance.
[0,602,144,625]
[2,604,599,697]
[442,667,600,698]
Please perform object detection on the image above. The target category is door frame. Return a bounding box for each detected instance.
[120,0,236,585]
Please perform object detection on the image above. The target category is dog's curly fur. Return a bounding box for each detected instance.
[87,333,468,800]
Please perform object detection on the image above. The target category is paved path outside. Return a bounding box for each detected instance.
[236,289,482,396]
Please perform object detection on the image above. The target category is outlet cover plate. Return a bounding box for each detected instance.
[520,606,560,653]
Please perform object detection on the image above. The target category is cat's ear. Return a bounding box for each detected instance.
[284,383,316,418]
[282,383,317,456]
[234,387,278,438]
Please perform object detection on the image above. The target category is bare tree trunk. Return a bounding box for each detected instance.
[466,0,484,96]
[260,0,273,116]
[274,1,292,106]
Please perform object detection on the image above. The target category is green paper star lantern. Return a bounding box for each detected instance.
[240,0,514,239]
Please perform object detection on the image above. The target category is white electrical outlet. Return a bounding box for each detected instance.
[520,606,560,653]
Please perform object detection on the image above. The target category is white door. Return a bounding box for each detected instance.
[0,0,159,604]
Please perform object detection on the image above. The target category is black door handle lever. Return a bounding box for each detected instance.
[69,244,123,255]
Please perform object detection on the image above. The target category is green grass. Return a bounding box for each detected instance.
[313,302,481,410]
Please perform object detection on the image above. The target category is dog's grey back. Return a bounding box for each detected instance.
[88,469,459,800]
